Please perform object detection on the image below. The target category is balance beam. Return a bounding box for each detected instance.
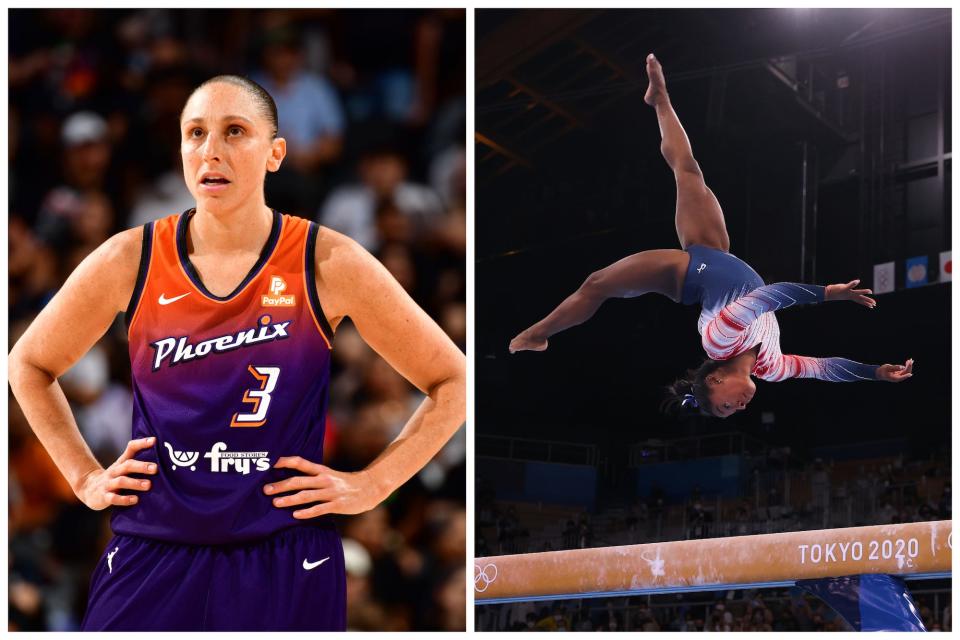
[475,520,951,604]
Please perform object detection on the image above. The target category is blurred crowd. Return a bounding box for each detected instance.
[9,8,465,631]
[478,588,952,632]
[477,451,950,557]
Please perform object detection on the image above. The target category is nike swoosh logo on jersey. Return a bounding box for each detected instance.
[303,557,330,570]
[159,292,191,305]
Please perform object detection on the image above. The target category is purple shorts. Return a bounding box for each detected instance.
[81,525,345,631]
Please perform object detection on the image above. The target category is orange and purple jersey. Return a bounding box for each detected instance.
[681,245,878,382]
[117,209,334,544]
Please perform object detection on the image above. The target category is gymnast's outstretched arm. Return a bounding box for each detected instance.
[775,355,913,383]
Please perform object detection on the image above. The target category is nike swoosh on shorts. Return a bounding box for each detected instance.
[302,557,330,570]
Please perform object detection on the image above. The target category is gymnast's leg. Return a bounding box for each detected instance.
[508,249,688,353]
[644,53,730,253]
[508,55,718,354]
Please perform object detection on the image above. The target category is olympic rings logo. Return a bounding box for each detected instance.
[474,563,499,592]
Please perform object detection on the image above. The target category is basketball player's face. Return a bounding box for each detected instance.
[180,83,284,213]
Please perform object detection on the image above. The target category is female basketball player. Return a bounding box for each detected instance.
[9,76,466,630]
[509,54,913,418]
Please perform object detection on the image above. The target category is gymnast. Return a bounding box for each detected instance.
[509,54,913,418]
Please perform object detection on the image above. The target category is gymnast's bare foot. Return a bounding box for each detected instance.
[509,329,549,353]
[644,53,668,107]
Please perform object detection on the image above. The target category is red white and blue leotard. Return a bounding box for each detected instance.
[681,245,878,382]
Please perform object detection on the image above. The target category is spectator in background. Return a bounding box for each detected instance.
[705,602,731,631]
[577,515,592,549]
[9,11,123,226]
[254,26,345,214]
[810,458,830,515]
[878,500,898,524]
[669,608,695,631]
[127,65,197,226]
[497,506,520,553]
[688,500,708,539]
[63,192,115,274]
[60,111,112,191]
[379,242,418,293]
[36,111,115,253]
[9,218,62,321]
[595,601,622,631]
[918,598,935,630]
[9,106,24,213]
[533,605,557,631]
[428,144,466,211]
[9,10,122,114]
[434,567,467,631]
[9,400,78,535]
[648,484,666,535]
[319,146,443,253]
[74,334,134,463]
[342,538,388,630]
[9,551,46,631]
[439,300,467,352]
[341,507,413,630]
[746,596,774,631]
[325,11,421,127]
[635,602,660,631]
[735,499,752,535]
[409,10,465,130]
[561,519,578,549]
[523,611,537,631]
[10,393,103,631]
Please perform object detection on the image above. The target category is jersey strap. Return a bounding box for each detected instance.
[124,221,155,332]
[304,222,335,344]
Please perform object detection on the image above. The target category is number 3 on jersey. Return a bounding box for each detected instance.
[231,365,280,427]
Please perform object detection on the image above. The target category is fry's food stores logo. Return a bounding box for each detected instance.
[165,441,270,474]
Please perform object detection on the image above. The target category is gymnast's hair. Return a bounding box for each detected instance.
[184,75,279,139]
[661,358,726,417]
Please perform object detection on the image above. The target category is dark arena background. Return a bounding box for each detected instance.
[475,8,950,632]
[8,9,465,631]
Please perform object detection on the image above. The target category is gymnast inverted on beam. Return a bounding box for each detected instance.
[509,54,913,418]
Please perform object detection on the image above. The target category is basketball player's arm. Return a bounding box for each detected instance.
[265,229,466,518]
[8,229,158,510]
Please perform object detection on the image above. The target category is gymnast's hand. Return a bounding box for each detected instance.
[75,437,158,510]
[876,359,914,382]
[825,279,876,308]
[264,456,387,519]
